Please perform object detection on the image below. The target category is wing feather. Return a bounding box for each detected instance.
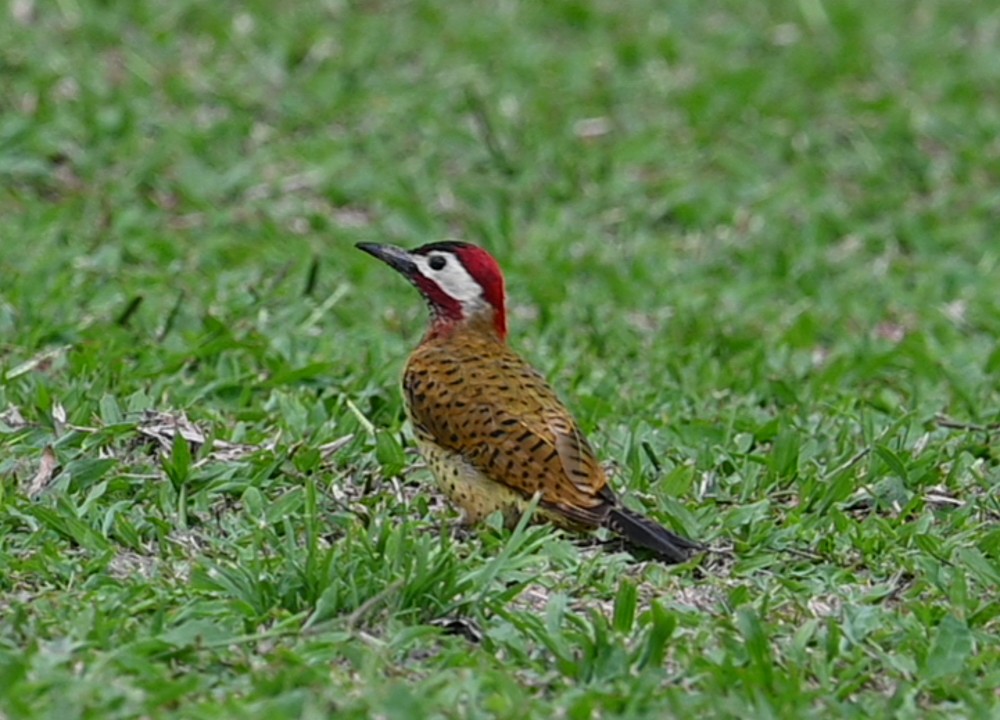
[404,340,609,525]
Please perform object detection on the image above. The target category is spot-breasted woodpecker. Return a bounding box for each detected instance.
[357,241,700,563]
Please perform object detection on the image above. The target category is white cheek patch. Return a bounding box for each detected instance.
[414,254,487,314]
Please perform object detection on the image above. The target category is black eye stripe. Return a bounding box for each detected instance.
[428,255,447,270]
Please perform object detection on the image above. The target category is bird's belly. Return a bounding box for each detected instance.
[413,436,532,527]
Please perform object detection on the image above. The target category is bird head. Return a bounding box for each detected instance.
[357,241,507,341]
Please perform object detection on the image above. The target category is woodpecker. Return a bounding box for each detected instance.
[357,241,701,563]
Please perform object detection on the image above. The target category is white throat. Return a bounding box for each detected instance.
[414,253,488,316]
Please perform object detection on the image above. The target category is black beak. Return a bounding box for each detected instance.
[356,242,419,277]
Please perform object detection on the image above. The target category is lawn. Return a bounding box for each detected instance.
[1,0,998,717]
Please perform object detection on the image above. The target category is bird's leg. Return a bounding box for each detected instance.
[442,510,477,541]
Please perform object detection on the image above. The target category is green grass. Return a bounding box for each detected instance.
[2,0,999,717]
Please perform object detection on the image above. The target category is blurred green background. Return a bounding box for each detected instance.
[1,1,998,717]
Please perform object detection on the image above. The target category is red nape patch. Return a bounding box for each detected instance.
[454,245,507,339]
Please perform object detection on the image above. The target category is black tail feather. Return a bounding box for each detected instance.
[606,505,701,564]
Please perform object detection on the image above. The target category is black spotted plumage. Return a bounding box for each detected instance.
[359,241,701,563]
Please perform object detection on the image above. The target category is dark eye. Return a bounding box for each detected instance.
[428,255,447,271]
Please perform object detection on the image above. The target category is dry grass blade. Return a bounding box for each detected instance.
[0,405,28,431]
[27,445,59,498]
[138,410,206,450]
